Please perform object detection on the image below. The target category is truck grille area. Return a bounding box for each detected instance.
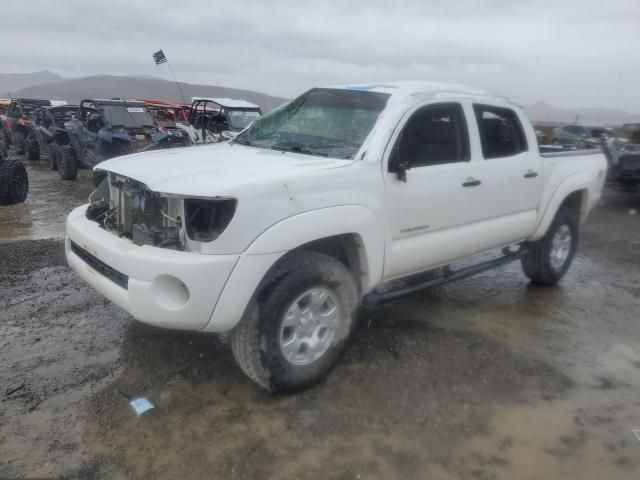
[86,174,184,250]
[70,241,129,290]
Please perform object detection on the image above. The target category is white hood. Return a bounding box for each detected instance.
[95,143,354,197]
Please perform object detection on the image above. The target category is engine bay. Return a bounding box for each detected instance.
[86,172,237,251]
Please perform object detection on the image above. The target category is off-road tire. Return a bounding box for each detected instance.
[48,144,59,170]
[0,157,29,205]
[14,131,25,155]
[231,250,359,393]
[58,146,78,180]
[26,138,40,161]
[522,208,578,285]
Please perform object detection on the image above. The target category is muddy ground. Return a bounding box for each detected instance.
[1,158,640,479]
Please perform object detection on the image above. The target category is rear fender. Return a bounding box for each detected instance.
[204,205,383,332]
[530,173,591,241]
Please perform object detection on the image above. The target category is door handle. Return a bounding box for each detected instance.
[462,177,481,187]
[524,170,538,178]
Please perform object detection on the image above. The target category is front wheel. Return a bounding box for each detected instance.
[231,251,358,392]
[14,131,25,155]
[0,157,29,205]
[522,208,578,285]
[48,144,59,170]
[58,146,78,180]
[26,138,40,161]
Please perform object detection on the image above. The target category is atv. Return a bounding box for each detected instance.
[2,98,52,156]
[61,99,191,181]
[0,142,28,205]
[184,97,262,144]
[32,105,79,170]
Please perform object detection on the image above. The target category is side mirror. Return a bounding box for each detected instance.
[388,142,408,182]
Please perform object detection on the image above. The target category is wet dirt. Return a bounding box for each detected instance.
[0,157,93,242]
[1,176,639,478]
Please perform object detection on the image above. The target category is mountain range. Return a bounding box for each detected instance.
[1,72,637,125]
[0,71,287,112]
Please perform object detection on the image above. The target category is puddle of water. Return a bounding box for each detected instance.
[0,156,93,242]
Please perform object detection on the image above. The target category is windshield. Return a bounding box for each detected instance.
[235,88,390,159]
[227,110,261,130]
[101,104,155,128]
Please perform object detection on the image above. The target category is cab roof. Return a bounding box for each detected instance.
[324,81,515,106]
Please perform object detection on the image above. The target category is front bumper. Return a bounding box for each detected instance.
[65,205,239,330]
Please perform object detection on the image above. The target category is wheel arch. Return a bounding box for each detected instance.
[531,174,591,241]
[204,205,384,333]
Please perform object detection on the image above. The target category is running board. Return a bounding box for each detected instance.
[364,247,528,305]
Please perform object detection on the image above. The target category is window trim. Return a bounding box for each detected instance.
[390,102,471,170]
[473,104,528,160]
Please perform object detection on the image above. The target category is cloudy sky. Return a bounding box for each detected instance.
[2,0,639,110]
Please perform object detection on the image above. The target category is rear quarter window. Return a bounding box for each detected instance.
[474,105,528,159]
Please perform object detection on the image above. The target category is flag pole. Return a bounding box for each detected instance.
[166,60,187,105]
[154,50,187,105]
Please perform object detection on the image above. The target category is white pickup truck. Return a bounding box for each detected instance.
[66,82,607,392]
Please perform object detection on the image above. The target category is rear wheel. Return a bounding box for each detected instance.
[14,131,25,155]
[522,208,578,285]
[0,157,29,205]
[58,146,78,180]
[231,251,359,392]
[26,138,40,161]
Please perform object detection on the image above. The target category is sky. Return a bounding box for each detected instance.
[1,0,639,111]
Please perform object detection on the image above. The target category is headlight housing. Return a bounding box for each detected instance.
[184,198,237,242]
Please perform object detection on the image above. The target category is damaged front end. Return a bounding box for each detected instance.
[86,172,236,251]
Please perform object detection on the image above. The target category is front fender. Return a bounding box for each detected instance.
[204,205,384,332]
[530,172,592,241]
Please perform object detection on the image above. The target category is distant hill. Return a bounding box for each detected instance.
[1,74,287,112]
[525,101,637,126]
[0,70,64,97]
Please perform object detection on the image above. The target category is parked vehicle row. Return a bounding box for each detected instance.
[550,123,612,148]
[1,95,264,181]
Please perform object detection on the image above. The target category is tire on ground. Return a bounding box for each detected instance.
[0,157,29,205]
[48,144,59,170]
[521,207,579,285]
[58,146,78,180]
[231,250,359,392]
[14,131,25,155]
[26,138,40,161]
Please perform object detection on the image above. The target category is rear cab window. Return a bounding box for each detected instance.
[474,104,528,159]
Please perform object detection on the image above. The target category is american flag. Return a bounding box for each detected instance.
[152,50,167,65]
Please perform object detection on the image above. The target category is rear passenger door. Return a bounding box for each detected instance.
[384,102,484,279]
[471,104,542,252]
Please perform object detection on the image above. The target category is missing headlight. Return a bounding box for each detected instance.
[185,198,236,242]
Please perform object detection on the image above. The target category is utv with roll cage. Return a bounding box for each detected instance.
[2,98,51,156]
[185,97,262,143]
[59,98,191,181]
[29,104,79,170]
